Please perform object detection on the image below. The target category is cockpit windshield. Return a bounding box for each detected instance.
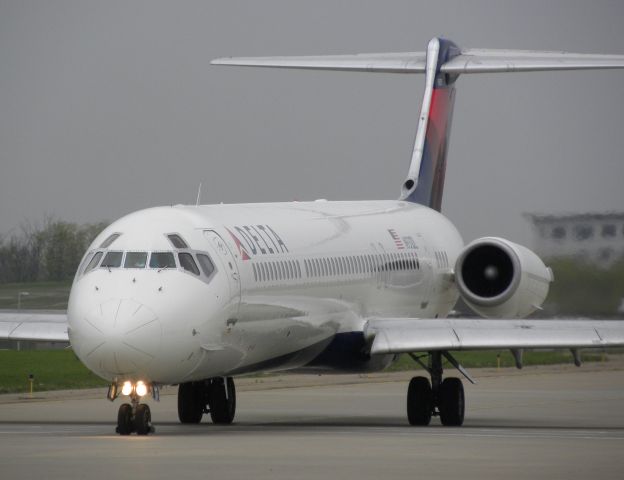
[149,252,177,269]
[101,251,123,268]
[124,252,147,268]
[197,254,215,277]
[178,253,200,275]
[79,247,217,283]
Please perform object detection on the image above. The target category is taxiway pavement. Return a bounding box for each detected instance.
[1,363,623,480]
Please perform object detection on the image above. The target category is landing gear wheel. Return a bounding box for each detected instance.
[178,382,204,424]
[135,404,153,435]
[407,376,432,426]
[439,377,465,426]
[209,377,236,424]
[116,403,133,435]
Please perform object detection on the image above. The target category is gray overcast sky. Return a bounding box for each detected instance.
[1,0,623,246]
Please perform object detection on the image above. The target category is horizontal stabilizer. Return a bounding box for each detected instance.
[212,49,624,74]
[444,49,624,74]
[212,52,427,73]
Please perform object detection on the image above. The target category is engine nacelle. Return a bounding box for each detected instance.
[455,237,553,318]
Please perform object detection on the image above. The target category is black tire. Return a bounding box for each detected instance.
[439,377,465,426]
[135,404,152,435]
[178,382,204,424]
[209,377,236,424]
[116,403,133,435]
[407,376,432,426]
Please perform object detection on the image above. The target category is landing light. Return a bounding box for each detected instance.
[135,381,148,397]
[121,381,133,396]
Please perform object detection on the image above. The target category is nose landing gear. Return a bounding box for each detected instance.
[108,381,156,435]
[115,393,154,435]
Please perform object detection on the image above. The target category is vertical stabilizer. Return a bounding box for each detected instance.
[400,38,460,211]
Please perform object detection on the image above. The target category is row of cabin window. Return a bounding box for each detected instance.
[304,252,420,279]
[251,251,421,284]
[83,250,215,278]
[252,259,302,283]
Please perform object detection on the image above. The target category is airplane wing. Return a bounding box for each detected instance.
[0,311,69,343]
[364,318,624,355]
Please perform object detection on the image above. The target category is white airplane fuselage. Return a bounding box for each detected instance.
[67,200,463,385]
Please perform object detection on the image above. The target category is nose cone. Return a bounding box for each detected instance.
[74,298,162,378]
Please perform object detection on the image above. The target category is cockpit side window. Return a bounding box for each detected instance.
[167,234,188,249]
[178,253,200,276]
[100,233,121,249]
[101,251,123,268]
[124,252,148,268]
[149,252,176,269]
[77,251,94,276]
[84,251,103,273]
[197,254,215,277]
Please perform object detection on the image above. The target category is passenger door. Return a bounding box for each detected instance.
[203,230,241,312]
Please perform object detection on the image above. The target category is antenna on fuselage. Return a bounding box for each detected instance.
[195,183,202,207]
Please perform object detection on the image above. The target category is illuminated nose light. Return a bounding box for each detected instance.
[121,381,133,396]
[135,381,148,397]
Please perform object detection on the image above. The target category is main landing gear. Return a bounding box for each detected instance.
[406,351,467,426]
[178,377,236,425]
[109,380,156,435]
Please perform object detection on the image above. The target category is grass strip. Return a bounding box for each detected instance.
[0,349,106,394]
[0,348,619,394]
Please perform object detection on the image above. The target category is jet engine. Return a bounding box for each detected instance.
[455,237,553,318]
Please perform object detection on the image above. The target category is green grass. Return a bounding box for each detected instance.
[0,349,107,394]
[386,349,614,372]
[0,348,619,395]
[0,281,71,310]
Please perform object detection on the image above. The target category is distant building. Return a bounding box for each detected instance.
[525,212,624,267]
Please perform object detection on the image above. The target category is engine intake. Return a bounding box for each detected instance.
[455,237,553,318]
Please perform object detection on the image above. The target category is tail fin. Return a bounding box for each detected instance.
[401,38,459,210]
[212,39,624,211]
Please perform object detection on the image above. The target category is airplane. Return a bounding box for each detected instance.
[2,37,624,435]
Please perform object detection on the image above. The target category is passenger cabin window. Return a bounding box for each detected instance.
[178,253,200,276]
[101,251,123,268]
[197,254,215,277]
[167,234,189,249]
[100,233,121,249]
[149,252,176,269]
[84,251,103,273]
[124,252,147,268]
